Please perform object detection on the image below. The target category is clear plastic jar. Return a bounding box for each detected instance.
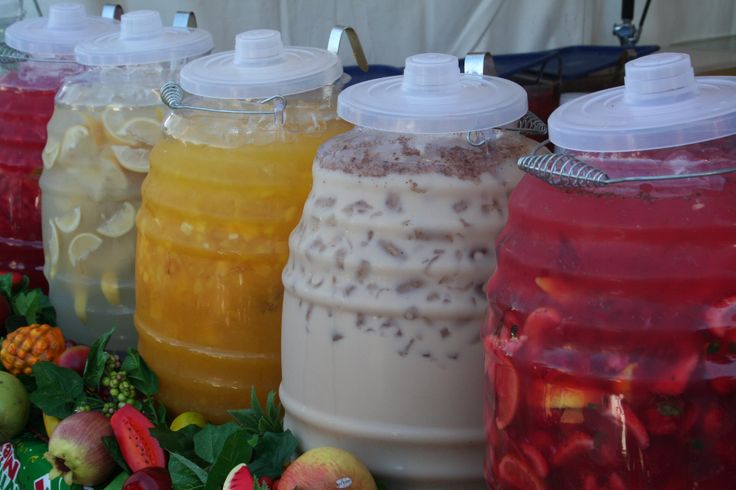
[40,10,212,350]
[135,29,352,422]
[0,3,116,289]
[484,53,736,490]
[280,53,537,488]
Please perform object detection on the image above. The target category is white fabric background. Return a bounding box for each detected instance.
[30,0,736,66]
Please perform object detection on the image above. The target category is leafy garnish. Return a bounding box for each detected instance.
[28,361,85,418]
[83,328,114,390]
[102,436,132,474]
[141,397,167,427]
[204,430,253,490]
[0,273,56,329]
[121,348,158,396]
[150,425,203,464]
[194,422,240,464]
[169,453,208,490]
[248,430,298,478]
[228,388,283,434]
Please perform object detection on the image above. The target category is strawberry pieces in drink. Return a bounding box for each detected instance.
[492,349,519,430]
[552,431,595,467]
[523,307,561,356]
[650,350,699,396]
[499,455,547,490]
[705,296,736,341]
[644,405,678,436]
[520,442,549,478]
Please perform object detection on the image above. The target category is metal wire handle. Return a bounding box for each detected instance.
[160,81,287,124]
[517,140,736,189]
[328,25,368,72]
[465,112,549,146]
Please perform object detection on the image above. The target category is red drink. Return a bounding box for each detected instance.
[484,136,736,489]
[0,66,62,290]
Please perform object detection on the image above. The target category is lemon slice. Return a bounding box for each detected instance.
[101,271,120,305]
[53,207,81,234]
[42,139,60,169]
[47,219,59,279]
[96,202,136,238]
[74,287,87,323]
[111,146,150,173]
[68,232,103,267]
[60,125,90,159]
[118,117,160,146]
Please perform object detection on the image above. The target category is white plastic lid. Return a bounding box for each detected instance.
[5,3,117,57]
[337,53,528,134]
[74,10,213,66]
[549,52,736,152]
[179,29,343,99]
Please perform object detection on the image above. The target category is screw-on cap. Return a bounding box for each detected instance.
[74,9,213,66]
[179,29,343,99]
[5,2,117,57]
[549,52,736,152]
[337,53,528,134]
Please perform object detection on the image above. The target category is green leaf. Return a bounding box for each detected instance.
[141,397,167,427]
[102,436,132,474]
[83,328,114,390]
[194,422,240,464]
[204,429,253,490]
[150,425,203,464]
[229,388,283,435]
[0,273,13,298]
[121,348,158,396]
[169,453,207,490]
[12,290,42,324]
[28,362,85,418]
[247,430,298,478]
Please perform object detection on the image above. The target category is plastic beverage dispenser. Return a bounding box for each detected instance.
[484,53,736,489]
[39,10,213,350]
[0,3,116,289]
[280,53,543,488]
[135,29,360,422]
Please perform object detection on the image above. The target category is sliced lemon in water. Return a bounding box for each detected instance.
[111,145,150,173]
[100,271,120,306]
[68,232,103,267]
[74,287,87,323]
[42,139,60,169]
[96,202,136,238]
[118,117,161,146]
[53,207,81,234]
[60,125,90,159]
[47,219,59,279]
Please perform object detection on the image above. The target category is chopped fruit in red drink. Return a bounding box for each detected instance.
[582,474,598,490]
[607,473,627,490]
[520,442,549,478]
[552,432,595,467]
[643,401,681,436]
[705,296,736,341]
[532,380,604,412]
[650,351,699,396]
[499,455,547,490]
[535,277,577,304]
[702,404,730,438]
[491,349,519,429]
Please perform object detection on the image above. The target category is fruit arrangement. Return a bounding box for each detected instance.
[0,272,380,490]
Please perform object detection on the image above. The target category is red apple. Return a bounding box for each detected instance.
[56,345,91,375]
[277,447,376,490]
[123,467,173,490]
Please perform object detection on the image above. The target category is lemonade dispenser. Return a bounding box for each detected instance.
[280,53,545,489]
[40,10,213,350]
[135,28,364,422]
[484,53,736,489]
[0,3,117,289]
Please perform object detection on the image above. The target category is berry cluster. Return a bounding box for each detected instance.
[100,353,137,416]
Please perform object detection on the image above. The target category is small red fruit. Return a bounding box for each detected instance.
[123,467,173,490]
[111,404,166,472]
[498,455,546,490]
[56,345,90,375]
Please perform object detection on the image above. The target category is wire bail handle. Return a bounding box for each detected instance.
[327,25,368,72]
[159,81,287,124]
[463,52,547,146]
[517,140,736,189]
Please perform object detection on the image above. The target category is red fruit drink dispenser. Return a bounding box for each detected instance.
[484,52,736,489]
[0,3,116,289]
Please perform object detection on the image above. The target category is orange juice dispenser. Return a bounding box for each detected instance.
[0,3,117,289]
[135,28,363,421]
[40,10,213,350]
